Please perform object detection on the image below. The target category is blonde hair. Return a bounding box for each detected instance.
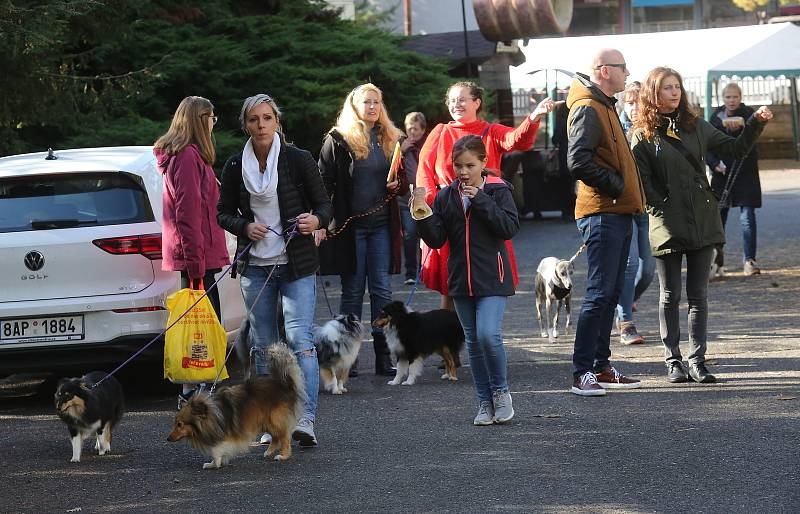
[332,83,402,160]
[154,96,216,165]
[722,82,742,97]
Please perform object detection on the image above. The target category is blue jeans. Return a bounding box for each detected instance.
[398,202,420,279]
[617,213,656,322]
[573,214,632,377]
[240,265,319,422]
[720,206,757,262]
[340,223,393,335]
[453,296,509,404]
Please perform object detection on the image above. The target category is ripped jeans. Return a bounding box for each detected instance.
[240,264,319,422]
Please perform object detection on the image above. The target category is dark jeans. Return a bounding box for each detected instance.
[340,223,393,336]
[655,246,715,366]
[398,202,420,279]
[572,214,632,377]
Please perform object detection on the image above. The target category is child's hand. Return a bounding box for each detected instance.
[386,180,400,193]
[461,185,479,198]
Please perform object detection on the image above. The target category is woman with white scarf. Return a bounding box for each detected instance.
[217,94,332,448]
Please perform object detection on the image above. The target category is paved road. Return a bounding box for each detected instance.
[1,164,798,513]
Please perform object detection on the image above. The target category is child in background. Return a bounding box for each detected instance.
[399,112,426,284]
[413,135,520,425]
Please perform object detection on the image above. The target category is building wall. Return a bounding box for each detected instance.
[362,0,479,35]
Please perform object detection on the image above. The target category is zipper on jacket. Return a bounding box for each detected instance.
[461,192,473,296]
[497,252,505,284]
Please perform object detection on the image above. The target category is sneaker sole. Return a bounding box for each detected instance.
[668,376,689,383]
[621,338,645,345]
[570,386,607,396]
[473,419,494,426]
[493,409,515,423]
[292,431,318,447]
[689,375,717,384]
[597,381,641,389]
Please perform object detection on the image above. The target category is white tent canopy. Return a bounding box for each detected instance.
[510,23,800,87]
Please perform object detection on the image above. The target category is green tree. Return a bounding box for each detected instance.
[1,0,453,160]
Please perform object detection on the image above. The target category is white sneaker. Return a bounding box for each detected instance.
[473,401,494,425]
[259,433,272,445]
[492,390,514,423]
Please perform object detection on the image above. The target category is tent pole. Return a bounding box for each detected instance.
[790,76,800,161]
[704,76,714,120]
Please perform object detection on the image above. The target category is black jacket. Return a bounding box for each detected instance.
[217,143,332,280]
[317,129,406,276]
[417,176,519,297]
[707,104,762,208]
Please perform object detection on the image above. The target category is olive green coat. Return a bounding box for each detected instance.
[631,115,764,256]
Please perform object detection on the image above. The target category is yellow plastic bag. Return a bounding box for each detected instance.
[163,287,229,384]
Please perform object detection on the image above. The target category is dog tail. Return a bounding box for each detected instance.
[266,343,306,420]
[569,244,587,264]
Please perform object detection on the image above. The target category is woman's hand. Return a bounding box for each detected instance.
[714,162,727,175]
[530,97,557,122]
[246,222,268,241]
[754,106,773,122]
[295,212,320,235]
[313,229,327,247]
[386,180,400,193]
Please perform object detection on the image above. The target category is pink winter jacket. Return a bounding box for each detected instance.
[156,144,230,279]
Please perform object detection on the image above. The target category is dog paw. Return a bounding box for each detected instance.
[273,455,286,461]
[202,462,220,470]
[98,449,107,456]
[401,380,415,386]
[70,457,80,463]
[440,373,450,380]
[387,380,401,386]
[340,387,348,393]
[540,331,548,338]
[448,375,458,381]
[548,337,556,344]
[332,389,343,395]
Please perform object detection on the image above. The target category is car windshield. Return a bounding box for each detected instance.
[0,172,154,233]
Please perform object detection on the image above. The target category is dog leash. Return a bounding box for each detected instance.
[404,246,433,307]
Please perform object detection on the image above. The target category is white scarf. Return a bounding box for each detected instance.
[242,133,280,200]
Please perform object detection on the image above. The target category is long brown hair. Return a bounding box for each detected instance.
[633,67,697,141]
[154,96,216,164]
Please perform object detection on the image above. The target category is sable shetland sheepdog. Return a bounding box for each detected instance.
[314,313,364,395]
[54,371,125,463]
[167,343,305,469]
[373,301,465,386]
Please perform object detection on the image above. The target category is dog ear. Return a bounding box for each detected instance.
[79,381,90,391]
[190,399,208,418]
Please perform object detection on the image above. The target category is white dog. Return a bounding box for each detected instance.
[534,246,585,343]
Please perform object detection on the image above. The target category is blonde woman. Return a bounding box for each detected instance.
[318,83,406,377]
[153,96,230,408]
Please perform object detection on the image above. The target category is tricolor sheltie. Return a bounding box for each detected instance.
[373,301,465,386]
[55,371,125,463]
[167,343,305,469]
[314,313,364,395]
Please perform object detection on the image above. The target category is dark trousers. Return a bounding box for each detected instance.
[180,269,222,321]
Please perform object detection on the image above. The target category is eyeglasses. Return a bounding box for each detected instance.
[201,114,218,126]
[447,97,475,106]
[596,63,627,72]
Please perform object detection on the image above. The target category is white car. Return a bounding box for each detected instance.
[0,146,245,376]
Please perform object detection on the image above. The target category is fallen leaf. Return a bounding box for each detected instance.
[776,396,797,401]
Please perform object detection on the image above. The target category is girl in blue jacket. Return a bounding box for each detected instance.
[414,135,520,425]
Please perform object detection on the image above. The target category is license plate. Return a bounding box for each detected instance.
[0,315,84,344]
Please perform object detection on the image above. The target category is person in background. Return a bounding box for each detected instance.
[399,111,426,285]
[616,81,656,345]
[413,135,519,425]
[154,96,230,409]
[217,93,332,447]
[317,83,406,377]
[417,80,555,311]
[551,89,576,222]
[566,49,645,396]
[631,67,772,384]
[707,82,763,278]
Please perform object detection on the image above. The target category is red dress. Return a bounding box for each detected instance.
[417,117,540,295]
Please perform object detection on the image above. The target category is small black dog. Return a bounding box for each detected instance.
[373,301,465,386]
[54,371,124,463]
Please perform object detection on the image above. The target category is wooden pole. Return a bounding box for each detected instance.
[403,0,412,36]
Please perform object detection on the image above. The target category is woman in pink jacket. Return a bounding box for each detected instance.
[154,96,230,408]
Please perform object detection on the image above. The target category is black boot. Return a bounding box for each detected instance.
[372,333,396,377]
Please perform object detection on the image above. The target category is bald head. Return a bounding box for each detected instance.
[589,48,629,96]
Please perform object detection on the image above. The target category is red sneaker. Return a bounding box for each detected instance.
[571,372,607,396]
[595,366,641,389]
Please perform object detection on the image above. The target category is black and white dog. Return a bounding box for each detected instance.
[534,245,586,343]
[314,314,364,394]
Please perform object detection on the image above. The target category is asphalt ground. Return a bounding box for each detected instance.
[1,163,798,513]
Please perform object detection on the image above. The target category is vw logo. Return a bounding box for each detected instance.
[24,251,45,271]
